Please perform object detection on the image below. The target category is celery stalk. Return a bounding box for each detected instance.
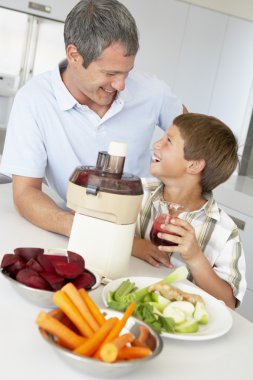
[122,266,189,304]
[113,279,136,301]
[162,266,189,285]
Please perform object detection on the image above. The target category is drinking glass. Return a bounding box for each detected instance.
[149,200,188,246]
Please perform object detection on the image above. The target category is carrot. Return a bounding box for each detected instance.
[132,325,150,347]
[62,283,100,332]
[48,308,63,319]
[101,302,136,342]
[74,317,118,357]
[117,346,152,360]
[36,311,86,350]
[53,290,94,338]
[79,288,106,326]
[138,325,150,343]
[99,333,135,363]
[93,302,136,359]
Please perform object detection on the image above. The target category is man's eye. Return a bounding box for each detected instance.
[106,73,115,77]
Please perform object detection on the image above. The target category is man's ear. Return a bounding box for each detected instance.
[187,159,206,174]
[66,44,81,64]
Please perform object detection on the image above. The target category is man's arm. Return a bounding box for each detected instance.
[12,175,74,237]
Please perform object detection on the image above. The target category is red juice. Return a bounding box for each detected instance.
[150,214,178,246]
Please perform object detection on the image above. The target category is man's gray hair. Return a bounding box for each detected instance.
[64,0,139,67]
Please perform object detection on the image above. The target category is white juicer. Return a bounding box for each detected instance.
[67,141,143,280]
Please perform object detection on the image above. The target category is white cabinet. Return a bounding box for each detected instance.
[0,0,79,22]
[214,178,253,322]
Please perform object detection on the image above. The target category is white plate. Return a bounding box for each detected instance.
[102,276,233,341]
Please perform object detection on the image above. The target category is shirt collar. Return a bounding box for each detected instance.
[51,64,78,111]
[201,192,220,221]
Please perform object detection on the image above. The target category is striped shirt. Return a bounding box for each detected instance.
[136,178,247,305]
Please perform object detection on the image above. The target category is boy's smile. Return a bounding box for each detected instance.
[151,152,161,163]
[150,124,187,182]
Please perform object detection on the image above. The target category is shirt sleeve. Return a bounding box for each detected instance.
[157,79,183,131]
[0,88,47,178]
[213,230,247,306]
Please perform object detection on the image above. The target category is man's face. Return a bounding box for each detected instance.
[69,42,135,107]
[150,124,188,182]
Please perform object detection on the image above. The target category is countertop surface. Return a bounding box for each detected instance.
[1,182,253,380]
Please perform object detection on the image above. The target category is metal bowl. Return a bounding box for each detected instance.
[1,269,101,309]
[39,308,163,378]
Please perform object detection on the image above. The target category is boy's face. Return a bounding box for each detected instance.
[150,124,188,181]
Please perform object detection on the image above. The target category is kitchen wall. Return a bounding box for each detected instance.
[180,0,253,22]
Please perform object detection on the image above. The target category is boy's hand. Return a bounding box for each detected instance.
[132,237,174,268]
[157,217,203,266]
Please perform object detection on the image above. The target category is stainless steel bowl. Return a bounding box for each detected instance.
[39,308,163,378]
[1,269,101,309]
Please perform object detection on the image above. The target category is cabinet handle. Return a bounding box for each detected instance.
[28,2,51,14]
[229,215,245,231]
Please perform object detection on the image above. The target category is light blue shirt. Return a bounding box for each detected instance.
[1,66,183,201]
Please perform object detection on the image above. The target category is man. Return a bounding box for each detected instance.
[1,0,185,251]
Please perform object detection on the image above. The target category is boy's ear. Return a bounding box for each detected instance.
[187,159,206,174]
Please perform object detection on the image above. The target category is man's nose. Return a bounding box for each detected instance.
[111,77,125,92]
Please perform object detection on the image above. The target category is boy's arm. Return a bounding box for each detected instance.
[186,254,236,309]
[157,217,237,309]
[12,175,74,237]
[132,237,173,269]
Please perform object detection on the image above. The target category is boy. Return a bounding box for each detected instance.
[133,113,246,309]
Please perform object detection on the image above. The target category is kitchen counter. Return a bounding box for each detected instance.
[1,182,253,380]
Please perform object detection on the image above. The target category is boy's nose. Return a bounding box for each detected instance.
[153,138,163,150]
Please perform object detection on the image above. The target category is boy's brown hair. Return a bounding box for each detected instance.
[173,113,239,192]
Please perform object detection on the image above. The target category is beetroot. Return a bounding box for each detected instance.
[67,251,85,271]
[72,271,96,290]
[6,256,27,276]
[54,261,84,279]
[37,254,68,274]
[16,268,51,290]
[14,247,44,261]
[26,258,43,272]
[2,247,97,293]
[40,272,65,290]
[1,253,18,269]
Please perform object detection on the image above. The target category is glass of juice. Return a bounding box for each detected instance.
[149,201,188,246]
